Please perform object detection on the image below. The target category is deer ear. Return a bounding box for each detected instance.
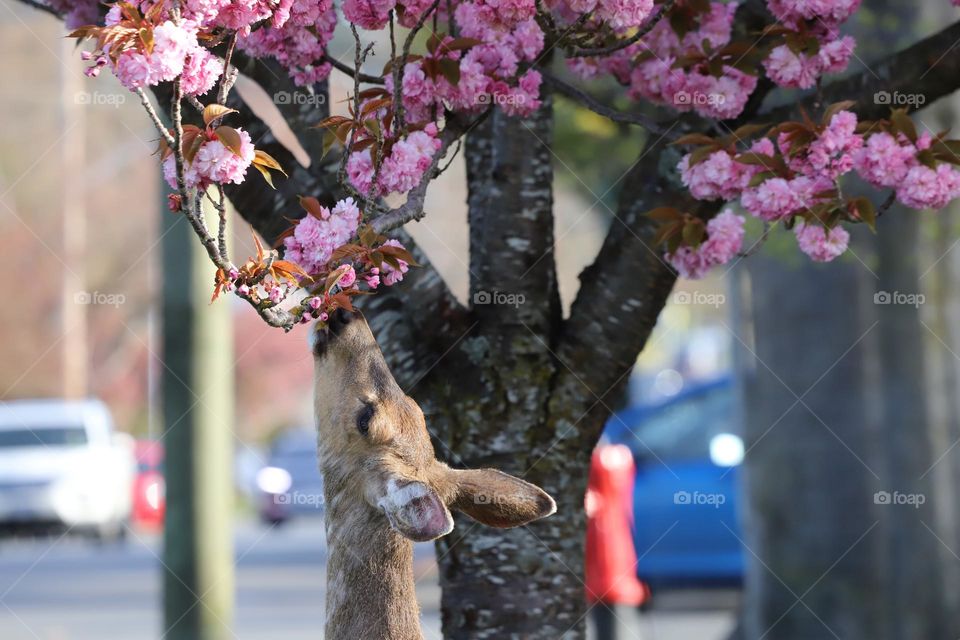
[448,468,556,528]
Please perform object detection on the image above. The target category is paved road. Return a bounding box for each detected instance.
[0,519,735,640]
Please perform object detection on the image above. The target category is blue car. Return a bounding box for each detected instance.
[603,377,745,587]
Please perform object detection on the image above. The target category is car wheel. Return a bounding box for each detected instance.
[93,520,128,545]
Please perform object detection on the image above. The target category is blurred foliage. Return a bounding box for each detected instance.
[552,91,647,210]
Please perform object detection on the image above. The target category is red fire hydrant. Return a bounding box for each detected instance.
[585,444,649,637]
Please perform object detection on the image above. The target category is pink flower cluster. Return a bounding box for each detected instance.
[282,198,362,276]
[571,2,757,120]
[766,0,862,27]
[346,126,442,197]
[763,0,859,89]
[680,112,862,225]
[108,20,222,96]
[162,129,256,189]
[672,109,960,278]
[764,34,854,90]
[665,209,745,279]
[238,0,337,86]
[678,139,773,201]
[380,239,410,286]
[794,221,850,262]
[80,0,338,92]
[853,131,960,209]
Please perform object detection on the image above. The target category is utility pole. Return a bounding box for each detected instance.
[161,195,235,640]
[60,38,87,399]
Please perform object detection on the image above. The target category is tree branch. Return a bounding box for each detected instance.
[323,54,385,85]
[542,71,678,138]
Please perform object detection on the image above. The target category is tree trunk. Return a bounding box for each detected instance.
[736,242,885,640]
[420,96,591,639]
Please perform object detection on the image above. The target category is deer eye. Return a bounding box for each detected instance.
[356,403,375,435]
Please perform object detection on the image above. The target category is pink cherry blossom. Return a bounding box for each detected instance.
[194,129,256,185]
[852,132,916,188]
[896,164,960,210]
[283,198,362,276]
[180,47,223,96]
[380,239,411,286]
[794,221,850,262]
[666,209,745,279]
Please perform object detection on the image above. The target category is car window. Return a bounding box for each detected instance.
[0,426,88,448]
[617,385,736,460]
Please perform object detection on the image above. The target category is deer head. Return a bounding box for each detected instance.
[313,309,556,542]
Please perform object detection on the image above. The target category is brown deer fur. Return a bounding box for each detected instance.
[313,310,556,639]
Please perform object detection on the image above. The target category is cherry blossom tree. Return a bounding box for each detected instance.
[17,0,960,636]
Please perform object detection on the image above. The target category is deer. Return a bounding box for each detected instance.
[312,309,557,639]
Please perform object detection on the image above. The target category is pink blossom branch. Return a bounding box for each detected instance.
[565,0,674,58]
[394,0,442,134]
[369,116,471,233]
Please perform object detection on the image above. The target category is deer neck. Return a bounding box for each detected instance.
[322,468,423,640]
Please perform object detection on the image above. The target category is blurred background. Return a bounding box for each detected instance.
[3,1,960,639]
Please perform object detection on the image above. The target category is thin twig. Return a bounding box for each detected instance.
[323,54,385,85]
[542,72,678,139]
[217,34,238,105]
[737,221,774,258]
[135,88,175,145]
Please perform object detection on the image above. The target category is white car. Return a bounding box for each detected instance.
[0,399,135,540]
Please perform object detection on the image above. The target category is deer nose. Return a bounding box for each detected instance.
[327,308,357,336]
